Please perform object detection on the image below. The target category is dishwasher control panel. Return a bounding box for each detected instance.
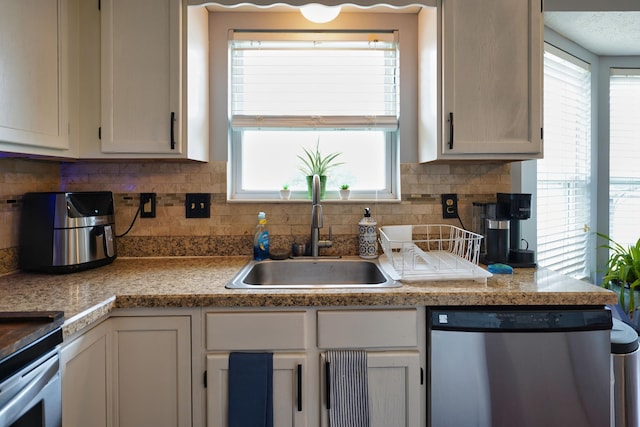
[430,308,612,332]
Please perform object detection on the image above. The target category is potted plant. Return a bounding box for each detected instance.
[598,233,640,319]
[339,184,350,200]
[280,184,291,200]
[297,140,343,199]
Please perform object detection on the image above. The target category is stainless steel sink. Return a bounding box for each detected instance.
[226,257,400,289]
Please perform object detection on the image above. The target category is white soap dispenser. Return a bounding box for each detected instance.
[358,208,378,259]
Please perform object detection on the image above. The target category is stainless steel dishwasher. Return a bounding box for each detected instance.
[428,308,613,427]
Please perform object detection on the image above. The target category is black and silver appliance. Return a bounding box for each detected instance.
[496,192,536,267]
[19,191,117,273]
[474,193,536,267]
[473,202,511,264]
[428,307,613,427]
[0,312,64,427]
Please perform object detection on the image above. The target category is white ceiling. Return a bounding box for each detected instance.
[544,11,640,56]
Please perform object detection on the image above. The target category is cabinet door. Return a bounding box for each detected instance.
[61,320,112,427]
[320,351,422,427]
[0,0,70,155]
[441,0,542,157]
[207,353,308,427]
[111,316,191,427]
[100,0,182,154]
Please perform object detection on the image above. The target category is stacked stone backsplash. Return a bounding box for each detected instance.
[0,158,511,273]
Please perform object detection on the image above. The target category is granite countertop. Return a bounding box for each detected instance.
[0,256,618,338]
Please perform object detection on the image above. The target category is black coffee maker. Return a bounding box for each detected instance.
[496,193,536,267]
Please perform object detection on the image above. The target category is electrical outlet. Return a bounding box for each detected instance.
[185,193,211,218]
[441,193,458,219]
[140,193,156,218]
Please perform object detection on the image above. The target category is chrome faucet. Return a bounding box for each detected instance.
[310,174,332,256]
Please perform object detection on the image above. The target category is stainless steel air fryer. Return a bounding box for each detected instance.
[19,191,117,273]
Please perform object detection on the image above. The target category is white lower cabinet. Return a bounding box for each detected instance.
[111,315,192,427]
[207,353,308,427]
[62,307,425,427]
[61,313,193,427]
[61,320,112,427]
[317,309,423,427]
[204,308,425,427]
[319,351,421,427]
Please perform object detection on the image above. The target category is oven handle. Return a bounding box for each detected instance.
[0,354,59,426]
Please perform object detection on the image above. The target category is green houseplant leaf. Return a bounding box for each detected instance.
[598,232,640,317]
[297,140,344,177]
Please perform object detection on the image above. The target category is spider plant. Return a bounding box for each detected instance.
[297,140,343,177]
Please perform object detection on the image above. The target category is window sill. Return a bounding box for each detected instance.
[226,197,402,204]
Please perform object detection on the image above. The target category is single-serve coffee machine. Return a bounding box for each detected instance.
[474,193,536,267]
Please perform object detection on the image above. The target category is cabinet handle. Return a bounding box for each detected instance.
[448,112,454,149]
[297,364,303,412]
[325,361,331,410]
[170,112,176,150]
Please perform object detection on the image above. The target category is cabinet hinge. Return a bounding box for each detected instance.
[98,127,101,140]
[204,370,207,388]
[420,367,424,385]
[541,127,544,141]
[98,0,101,11]
[541,0,544,13]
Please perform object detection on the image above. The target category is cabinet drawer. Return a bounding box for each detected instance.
[206,311,306,351]
[317,309,418,349]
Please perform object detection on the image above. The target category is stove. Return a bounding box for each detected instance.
[0,311,64,427]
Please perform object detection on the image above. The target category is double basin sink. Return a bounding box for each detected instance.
[226,257,399,289]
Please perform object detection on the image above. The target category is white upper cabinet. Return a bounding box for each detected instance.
[0,0,74,157]
[97,0,208,160]
[419,0,543,161]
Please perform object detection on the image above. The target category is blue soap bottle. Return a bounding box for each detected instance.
[253,212,270,260]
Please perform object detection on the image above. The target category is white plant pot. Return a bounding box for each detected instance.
[280,189,291,200]
[339,189,350,200]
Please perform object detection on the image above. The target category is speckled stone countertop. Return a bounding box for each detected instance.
[0,256,618,338]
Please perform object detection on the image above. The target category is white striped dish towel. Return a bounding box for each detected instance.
[324,350,370,427]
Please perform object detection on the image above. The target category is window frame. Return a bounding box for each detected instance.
[229,130,399,200]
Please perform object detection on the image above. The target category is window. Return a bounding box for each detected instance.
[537,44,592,279]
[228,30,400,200]
[609,69,640,247]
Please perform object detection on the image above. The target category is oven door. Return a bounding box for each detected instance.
[0,349,61,427]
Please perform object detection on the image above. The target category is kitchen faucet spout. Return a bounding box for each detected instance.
[310,174,332,256]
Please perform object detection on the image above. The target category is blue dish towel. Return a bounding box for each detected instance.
[325,350,370,427]
[228,352,274,427]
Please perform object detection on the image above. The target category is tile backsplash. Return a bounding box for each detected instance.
[0,158,510,273]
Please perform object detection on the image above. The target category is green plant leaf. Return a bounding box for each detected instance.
[297,139,343,176]
[598,232,640,316]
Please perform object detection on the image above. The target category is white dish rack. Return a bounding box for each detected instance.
[378,224,492,282]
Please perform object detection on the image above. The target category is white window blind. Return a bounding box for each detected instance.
[229,30,399,130]
[538,44,592,279]
[610,69,640,247]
